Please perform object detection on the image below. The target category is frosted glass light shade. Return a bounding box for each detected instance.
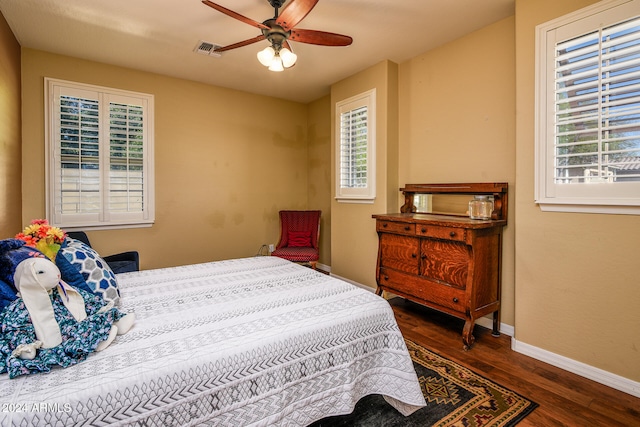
[268,57,284,72]
[279,48,297,68]
[257,46,276,66]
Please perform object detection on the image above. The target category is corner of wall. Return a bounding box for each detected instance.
[0,11,22,237]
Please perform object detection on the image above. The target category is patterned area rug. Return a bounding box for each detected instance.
[311,339,538,427]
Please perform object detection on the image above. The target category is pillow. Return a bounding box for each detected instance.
[288,230,312,247]
[55,243,93,295]
[60,237,120,305]
[0,277,17,313]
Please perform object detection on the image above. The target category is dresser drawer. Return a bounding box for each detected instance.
[377,220,416,236]
[379,268,466,313]
[379,233,419,274]
[416,224,466,242]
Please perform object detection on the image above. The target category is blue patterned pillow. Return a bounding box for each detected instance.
[55,248,92,294]
[60,238,120,305]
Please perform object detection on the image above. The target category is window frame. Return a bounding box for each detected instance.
[335,89,377,203]
[535,0,640,215]
[45,78,155,230]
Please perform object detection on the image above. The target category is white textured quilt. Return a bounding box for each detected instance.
[0,256,425,426]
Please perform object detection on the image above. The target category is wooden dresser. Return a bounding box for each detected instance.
[373,183,508,349]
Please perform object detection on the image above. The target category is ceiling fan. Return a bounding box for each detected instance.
[202,0,353,71]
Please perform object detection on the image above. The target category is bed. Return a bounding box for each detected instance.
[0,256,426,426]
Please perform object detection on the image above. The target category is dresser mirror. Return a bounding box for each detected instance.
[402,183,508,221]
[412,194,431,213]
[414,194,471,216]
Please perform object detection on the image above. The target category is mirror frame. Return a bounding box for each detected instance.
[400,183,508,222]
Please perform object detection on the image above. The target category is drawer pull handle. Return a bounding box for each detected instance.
[453,297,459,303]
[421,227,427,233]
[421,254,427,260]
[382,223,388,228]
[384,276,389,280]
[404,226,411,231]
[449,231,456,237]
[411,253,417,258]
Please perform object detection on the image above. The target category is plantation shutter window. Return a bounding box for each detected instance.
[109,101,145,213]
[59,94,101,216]
[335,89,376,202]
[46,78,155,229]
[555,16,640,184]
[535,0,640,214]
[340,106,368,189]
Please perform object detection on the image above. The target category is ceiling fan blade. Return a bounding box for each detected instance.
[275,0,319,31]
[289,29,353,46]
[213,35,266,52]
[202,0,269,30]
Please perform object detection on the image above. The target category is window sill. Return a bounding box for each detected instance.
[335,197,376,204]
[61,221,154,232]
[537,202,640,216]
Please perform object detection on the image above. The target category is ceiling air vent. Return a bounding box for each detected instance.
[194,40,222,57]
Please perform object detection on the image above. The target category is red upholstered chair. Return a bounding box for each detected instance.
[271,210,321,269]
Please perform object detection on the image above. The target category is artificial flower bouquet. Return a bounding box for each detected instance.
[15,219,66,261]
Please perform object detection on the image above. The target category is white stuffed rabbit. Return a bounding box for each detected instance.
[0,257,135,378]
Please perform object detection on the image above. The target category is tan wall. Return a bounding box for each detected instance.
[516,0,639,381]
[21,49,311,269]
[0,13,21,238]
[307,95,332,265]
[330,61,399,287]
[396,17,517,326]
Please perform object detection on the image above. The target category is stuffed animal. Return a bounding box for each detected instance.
[0,239,43,310]
[0,257,135,378]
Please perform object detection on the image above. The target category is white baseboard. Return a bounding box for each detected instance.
[317,262,331,273]
[476,316,515,337]
[327,272,639,398]
[512,339,640,398]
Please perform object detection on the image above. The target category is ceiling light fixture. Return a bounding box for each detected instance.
[257,44,296,72]
[256,15,297,73]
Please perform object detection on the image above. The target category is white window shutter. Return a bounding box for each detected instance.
[46,78,155,229]
[554,16,640,184]
[335,89,376,203]
[340,105,368,189]
[535,0,640,214]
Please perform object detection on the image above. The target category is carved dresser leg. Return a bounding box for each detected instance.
[462,320,476,350]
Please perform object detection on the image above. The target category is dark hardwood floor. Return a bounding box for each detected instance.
[388,298,640,427]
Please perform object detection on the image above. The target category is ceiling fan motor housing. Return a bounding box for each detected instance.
[261,19,290,50]
[267,0,286,9]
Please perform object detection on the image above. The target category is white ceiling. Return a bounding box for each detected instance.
[0,0,514,103]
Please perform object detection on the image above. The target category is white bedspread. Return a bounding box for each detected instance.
[0,256,425,426]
